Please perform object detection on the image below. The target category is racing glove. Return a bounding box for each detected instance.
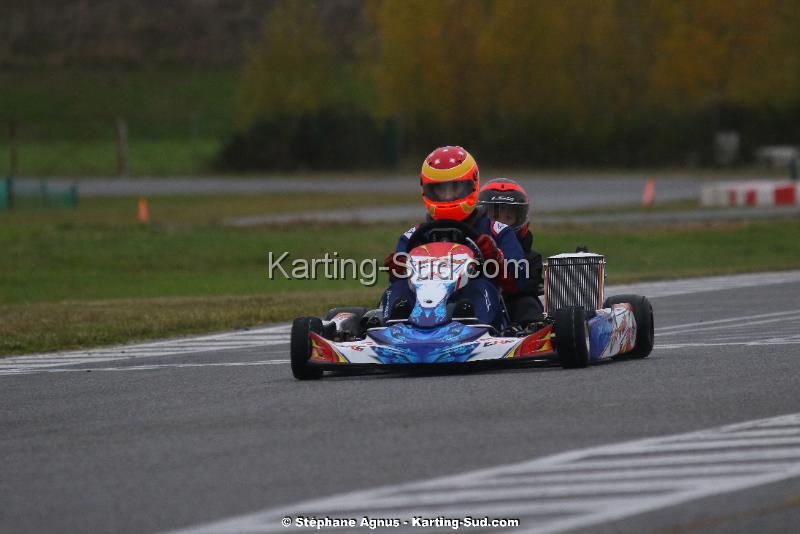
[477,234,518,294]
[384,251,409,280]
[476,234,504,264]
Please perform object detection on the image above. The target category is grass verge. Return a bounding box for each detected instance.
[0,289,381,356]
[2,138,224,176]
[1,66,238,175]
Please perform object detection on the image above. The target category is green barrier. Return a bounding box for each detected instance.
[1,177,11,210]
[0,178,77,210]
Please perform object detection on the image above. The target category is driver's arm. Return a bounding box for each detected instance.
[395,225,418,254]
[384,226,417,281]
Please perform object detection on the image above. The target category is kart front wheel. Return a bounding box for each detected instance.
[603,294,654,359]
[291,317,324,380]
[554,306,590,369]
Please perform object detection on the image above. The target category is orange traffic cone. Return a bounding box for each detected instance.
[138,197,150,223]
[642,178,655,207]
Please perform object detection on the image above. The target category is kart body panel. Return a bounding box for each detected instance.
[308,303,636,367]
[309,321,554,366]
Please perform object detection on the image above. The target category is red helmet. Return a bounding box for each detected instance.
[478,178,530,234]
[420,146,480,221]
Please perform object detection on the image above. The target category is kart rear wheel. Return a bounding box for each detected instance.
[291,317,324,380]
[603,294,654,358]
[554,306,590,369]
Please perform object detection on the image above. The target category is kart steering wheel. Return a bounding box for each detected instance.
[405,219,484,262]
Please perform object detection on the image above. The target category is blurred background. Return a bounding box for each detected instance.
[2,0,799,356]
[3,0,800,176]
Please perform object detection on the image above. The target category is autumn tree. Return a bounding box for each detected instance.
[648,0,789,113]
[228,0,800,168]
[237,0,341,126]
[364,0,490,146]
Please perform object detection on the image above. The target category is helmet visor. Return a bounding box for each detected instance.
[423,180,475,202]
[483,202,528,229]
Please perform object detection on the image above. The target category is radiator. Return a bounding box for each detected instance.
[544,253,606,314]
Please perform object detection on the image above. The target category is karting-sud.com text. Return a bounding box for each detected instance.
[266,252,529,287]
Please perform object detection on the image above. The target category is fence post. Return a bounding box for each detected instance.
[115,117,129,177]
[8,118,18,178]
[190,111,199,169]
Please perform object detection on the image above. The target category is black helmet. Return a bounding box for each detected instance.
[478,178,529,234]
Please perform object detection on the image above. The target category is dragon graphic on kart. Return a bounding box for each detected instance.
[291,220,654,379]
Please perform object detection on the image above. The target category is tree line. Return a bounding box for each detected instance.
[220,0,800,169]
[0,0,271,66]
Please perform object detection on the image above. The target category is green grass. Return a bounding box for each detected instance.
[1,192,420,229]
[537,221,800,281]
[0,193,417,306]
[1,66,239,175]
[0,67,238,135]
[0,290,382,356]
[2,193,799,355]
[2,137,223,176]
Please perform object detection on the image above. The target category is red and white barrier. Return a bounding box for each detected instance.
[700,180,799,207]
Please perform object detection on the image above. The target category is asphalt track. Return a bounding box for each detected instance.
[2,273,800,533]
[23,175,700,211]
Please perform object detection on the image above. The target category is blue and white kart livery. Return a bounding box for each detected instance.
[290,222,654,379]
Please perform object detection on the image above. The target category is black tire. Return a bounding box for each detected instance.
[603,294,654,358]
[291,317,324,380]
[553,306,590,369]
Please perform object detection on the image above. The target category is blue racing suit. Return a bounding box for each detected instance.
[381,212,533,329]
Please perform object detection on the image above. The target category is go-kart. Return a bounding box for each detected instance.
[291,220,654,380]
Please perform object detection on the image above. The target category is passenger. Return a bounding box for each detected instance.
[478,178,544,327]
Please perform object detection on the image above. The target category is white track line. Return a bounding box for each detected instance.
[607,270,800,298]
[0,324,290,375]
[165,413,800,534]
[2,270,799,376]
[656,309,800,332]
[656,312,800,337]
[656,336,800,350]
[1,360,291,376]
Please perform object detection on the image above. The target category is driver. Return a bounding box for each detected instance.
[478,178,544,327]
[381,146,534,329]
